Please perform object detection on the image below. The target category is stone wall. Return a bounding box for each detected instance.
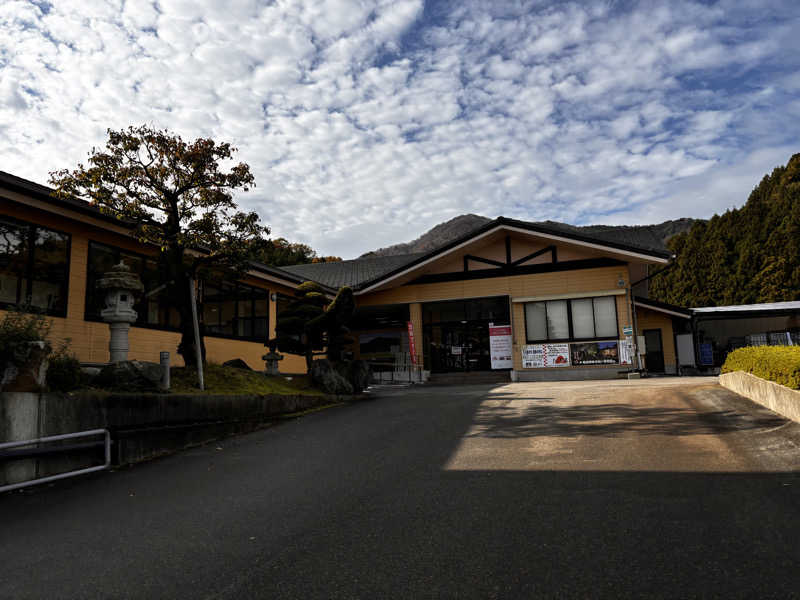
[719,371,800,423]
[1,391,339,488]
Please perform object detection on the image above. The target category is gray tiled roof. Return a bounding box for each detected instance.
[280,253,425,289]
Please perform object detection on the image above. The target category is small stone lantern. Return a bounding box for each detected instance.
[97,262,144,363]
[262,340,284,376]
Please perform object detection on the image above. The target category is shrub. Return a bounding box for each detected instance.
[46,340,85,392]
[0,307,52,369]
[721,346,800,390]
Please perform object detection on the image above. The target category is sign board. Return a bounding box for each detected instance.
[622,325,633,336]
[522,343,570,368]
[407,321,417,365]
[619,338,633,365]
[488,323,513,369]
[699,342,713,366]
[571,341,619,365]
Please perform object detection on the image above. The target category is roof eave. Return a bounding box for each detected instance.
[356,219,672,294]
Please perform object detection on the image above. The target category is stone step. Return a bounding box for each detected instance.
[426,371,511,386]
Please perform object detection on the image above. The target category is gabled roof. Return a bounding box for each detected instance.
[284,216,673,293]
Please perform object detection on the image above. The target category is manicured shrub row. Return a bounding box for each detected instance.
[721,346,800,390]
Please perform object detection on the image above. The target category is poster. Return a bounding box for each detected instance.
[489,324,513,369]
[407,321,417,365]
[571,341,619,365]
[619,337,633,365]
[521,343,570,368]
[699,343,713,366]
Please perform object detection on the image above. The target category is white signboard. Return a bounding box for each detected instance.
[489,324,513,369]
[522,343,570,368]
[619,337,633,365]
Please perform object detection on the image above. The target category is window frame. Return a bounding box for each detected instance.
[524,295,619,344]
[199,279,270,343]
[0,215,71,317]
[84,240,180,332]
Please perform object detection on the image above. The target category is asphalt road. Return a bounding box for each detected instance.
[2,378,800,599]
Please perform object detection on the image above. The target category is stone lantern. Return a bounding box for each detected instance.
[97,261,144,363]
[262,340,284,376]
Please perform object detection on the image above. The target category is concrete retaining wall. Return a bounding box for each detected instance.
[719,371,800,423]
[1,391,339,488]
[513,366,622,382]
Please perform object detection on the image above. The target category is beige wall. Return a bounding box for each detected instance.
[0,197,305,372]
[635,306,677,371]
[358,265,635,372]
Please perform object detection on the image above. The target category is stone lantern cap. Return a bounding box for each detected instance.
[96,261,144,293]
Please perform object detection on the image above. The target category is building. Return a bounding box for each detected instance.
[1,169,683,380]
[0,170,326,372]
[283,217,680,380]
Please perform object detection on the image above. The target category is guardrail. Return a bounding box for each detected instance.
[0,429,111,493]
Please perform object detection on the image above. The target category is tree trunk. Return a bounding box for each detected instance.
[163,246,206,368]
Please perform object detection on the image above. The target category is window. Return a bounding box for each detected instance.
[201,280,269,341]
[0,217,69,316]
[525,295,619,342]
[85,241,179,329]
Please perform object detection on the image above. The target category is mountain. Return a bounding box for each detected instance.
[360,214,492,258]
[360,214,697,258]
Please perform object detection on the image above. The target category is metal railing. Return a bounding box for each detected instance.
[0,429,111,493]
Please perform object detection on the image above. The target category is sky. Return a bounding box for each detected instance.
[1,1,799,258]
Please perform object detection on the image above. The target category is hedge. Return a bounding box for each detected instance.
[721,346,800,390]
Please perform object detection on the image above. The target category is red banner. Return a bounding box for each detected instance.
[407,321,417,365]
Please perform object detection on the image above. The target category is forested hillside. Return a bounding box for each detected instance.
[651,154,800,307]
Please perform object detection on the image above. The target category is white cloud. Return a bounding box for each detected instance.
[0,0,798,257]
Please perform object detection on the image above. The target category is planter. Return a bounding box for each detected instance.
[719,371,800,423]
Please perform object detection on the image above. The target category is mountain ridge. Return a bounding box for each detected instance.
[359,214,699,258]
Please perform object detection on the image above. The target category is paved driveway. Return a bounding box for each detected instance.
[2,378,800,598]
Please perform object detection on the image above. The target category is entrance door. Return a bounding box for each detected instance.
[422,296,511,373]
[643,329,665,373]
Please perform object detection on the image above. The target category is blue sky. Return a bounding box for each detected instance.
[1,1,799,257]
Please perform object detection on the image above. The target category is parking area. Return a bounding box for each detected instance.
[443,377,800,473]
[2,377,800,598]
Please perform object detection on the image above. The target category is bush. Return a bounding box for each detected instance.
[721,346,800,390]
[46,341,85,392]
[0,307,52,369]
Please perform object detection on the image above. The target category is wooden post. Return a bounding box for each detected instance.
[189,278,204,391]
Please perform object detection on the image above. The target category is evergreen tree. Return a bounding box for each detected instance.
[650,154,800,307]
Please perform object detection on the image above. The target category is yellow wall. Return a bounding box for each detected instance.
[357,265,635,372]
[0,197,305,372]
[635,307,677,371]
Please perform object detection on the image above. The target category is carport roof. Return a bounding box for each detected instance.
[692,301,800,316]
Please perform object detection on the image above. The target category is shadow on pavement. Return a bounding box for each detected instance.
[467,401,786,438]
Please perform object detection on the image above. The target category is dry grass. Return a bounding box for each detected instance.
[170,363,323,395]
